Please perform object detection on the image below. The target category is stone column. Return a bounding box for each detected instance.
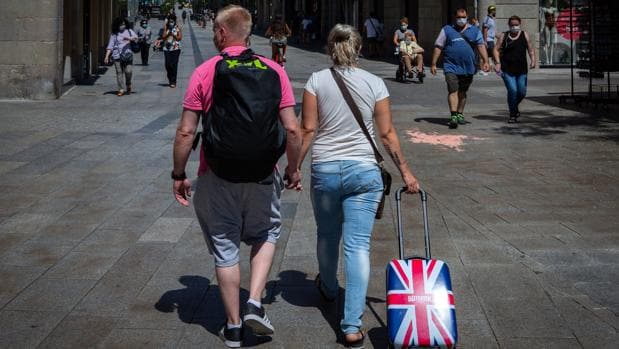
[0,0,64,99]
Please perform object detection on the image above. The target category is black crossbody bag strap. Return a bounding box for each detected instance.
[329,67,384,164]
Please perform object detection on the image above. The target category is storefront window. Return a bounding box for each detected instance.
[539,0,586,66]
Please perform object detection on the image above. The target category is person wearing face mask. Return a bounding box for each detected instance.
[431,7,489,129]
[482,5,497,75]
[493,15,536,123]
[104,17,138,96]
[162,14,182,88]
[137,19,152,65]
[393,17,425,79]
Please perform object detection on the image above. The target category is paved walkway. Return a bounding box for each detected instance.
[0,17,617,348]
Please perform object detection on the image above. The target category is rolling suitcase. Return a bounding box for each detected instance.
[387,188,458,348]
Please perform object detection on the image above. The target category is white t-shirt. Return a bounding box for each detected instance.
[304,67,390,164]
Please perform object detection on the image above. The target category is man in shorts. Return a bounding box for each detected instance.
[171,5,302,348]
[431,7,489,128]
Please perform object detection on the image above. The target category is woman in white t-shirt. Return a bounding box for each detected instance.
[299,24,419,348]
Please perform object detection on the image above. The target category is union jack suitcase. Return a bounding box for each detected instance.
[387,188,458,348]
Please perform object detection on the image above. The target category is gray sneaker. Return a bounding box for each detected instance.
[243,303,274,335]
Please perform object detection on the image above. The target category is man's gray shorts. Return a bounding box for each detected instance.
[445,73,474,94]
[193,169,283,268]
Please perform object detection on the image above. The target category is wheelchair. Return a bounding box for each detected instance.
[395,48,424,83]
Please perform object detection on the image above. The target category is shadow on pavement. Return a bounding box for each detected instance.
[264,270,343,345]
[366,296,389,348]
[414,117,450,126]
[475,111,619,139]
[155,275,271,346]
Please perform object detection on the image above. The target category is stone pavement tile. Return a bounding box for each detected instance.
[5,277,97,312]
[124,190,174,216]
[499,337,580,348]
[274,257,319,286]
[99,209,159,233]
[56,201,118,226]
[31,220,99,244]
[0,265,46,309]
[0,212,58,235]
[26,196,78,216]
[456,319,499,348]
[573,281,619,315]
[161,201,196,218]
[43,251,124,280]
[107,242,174,275]
[73,271,154,317]
[467,265,574,339]
[138,217,193,243]
[454,240,518,266]
[99,328,183,348]
[0,241,73,268]
[73,228,143,254]
[0,161,26,175]
[117,274,210,330]
[8,147,87,176]
[0,310,66,348]
[37,314,120,349]
[152,245,213,279]
[0,233,30,258]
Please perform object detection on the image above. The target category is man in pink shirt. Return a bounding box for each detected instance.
[171,5,301,347]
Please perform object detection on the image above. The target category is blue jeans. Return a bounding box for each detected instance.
[502,72,527,115]
[310,160,383,334]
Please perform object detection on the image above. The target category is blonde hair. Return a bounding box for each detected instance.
[327,24,362,67]
[215,5,252,40]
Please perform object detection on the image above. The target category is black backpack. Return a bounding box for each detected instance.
[202,49,286,183]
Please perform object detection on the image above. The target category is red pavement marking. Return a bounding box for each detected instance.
[405,129,487,152]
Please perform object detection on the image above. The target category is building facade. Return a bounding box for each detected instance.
[1,0,121,100]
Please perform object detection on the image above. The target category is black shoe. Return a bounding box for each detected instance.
[344,331,365,349]
[508,116,517,123]
[243,302,274,335]
[219,325,242,348]
[448,115,459,129]
[314,274,336,303]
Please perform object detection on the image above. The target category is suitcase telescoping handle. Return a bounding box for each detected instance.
[395,187,431,260]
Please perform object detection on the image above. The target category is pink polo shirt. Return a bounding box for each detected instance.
[183,46,296,176]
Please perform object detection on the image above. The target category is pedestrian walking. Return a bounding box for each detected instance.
[482,5,497,75]
[299,24,420,348]
[493,15,536,123]
[137,19,152,65]
[431,7,490,129]
[363,12,383,58]
[171,5,302,348]
[162,15,182,88]
[104,17,138,96]
[181,9,187,24]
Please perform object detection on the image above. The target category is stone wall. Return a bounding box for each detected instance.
[1,0,64,99]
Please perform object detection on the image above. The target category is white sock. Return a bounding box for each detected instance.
[227,322,242,329]
[247,298,261,308]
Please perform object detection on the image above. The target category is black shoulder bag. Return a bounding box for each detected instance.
[330,67,392,219]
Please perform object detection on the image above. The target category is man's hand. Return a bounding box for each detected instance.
[284,166,302,191]
[481,62,490,72]
[530,62,536,69]
[173,179,192,206]
[430,65,437,76]
[494,63,502,74]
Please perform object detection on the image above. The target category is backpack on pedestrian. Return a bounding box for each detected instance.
[201,49,286,183]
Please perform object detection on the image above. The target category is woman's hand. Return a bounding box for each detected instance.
[402,170,420,193]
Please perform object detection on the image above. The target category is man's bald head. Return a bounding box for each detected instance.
[215,5,252,41]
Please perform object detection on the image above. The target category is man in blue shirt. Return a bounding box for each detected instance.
[431,7,489,128]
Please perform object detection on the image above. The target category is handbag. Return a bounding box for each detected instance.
[330,68,392,219]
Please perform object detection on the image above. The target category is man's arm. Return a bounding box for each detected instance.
[430,46,442,75]
[172,108,200,206]
[477,44,490,72]
[279,106,302,190]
